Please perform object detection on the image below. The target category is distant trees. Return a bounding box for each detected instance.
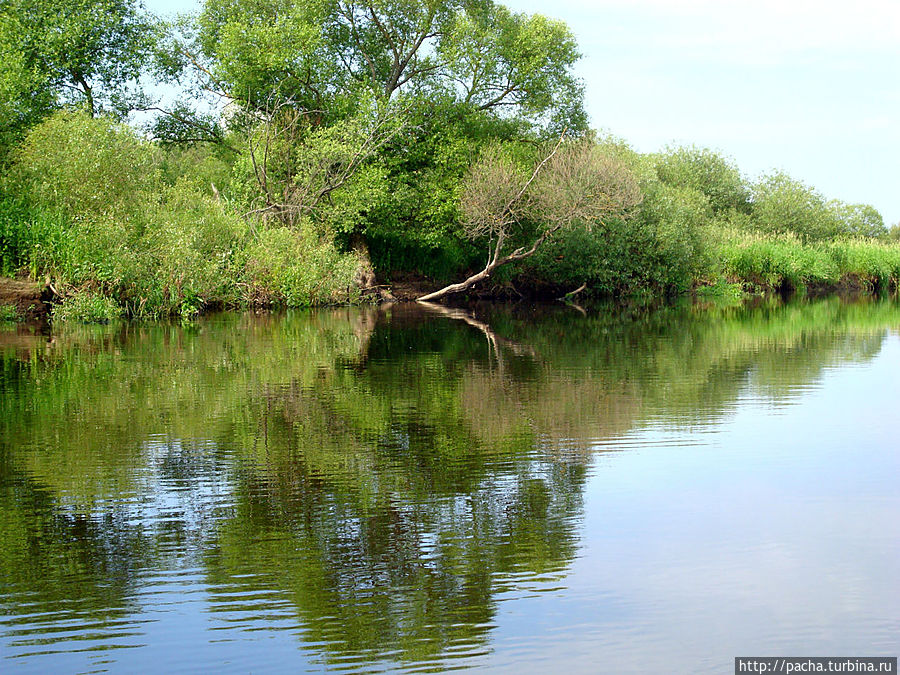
[748,172,887,242]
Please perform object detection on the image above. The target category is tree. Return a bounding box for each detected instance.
[441,4,585,132]
[417,136,642,301]
[167,0,585,131]
[751,172,841,242]
[237,100,403,230]
[0,0,156,121]
[828,200,887,239]
[0,12,53,150]
[655,145,750,215]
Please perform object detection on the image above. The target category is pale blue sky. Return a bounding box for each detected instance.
[146,0,899,224]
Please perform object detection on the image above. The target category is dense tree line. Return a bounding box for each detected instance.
[1,0,897,319]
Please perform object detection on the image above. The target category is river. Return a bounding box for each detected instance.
[1,298,898,673]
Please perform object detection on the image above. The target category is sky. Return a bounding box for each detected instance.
[145,0,900,225]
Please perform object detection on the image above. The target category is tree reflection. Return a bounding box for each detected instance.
[1,297,899,667]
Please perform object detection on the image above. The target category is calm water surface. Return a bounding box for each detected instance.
[1,298,898,673]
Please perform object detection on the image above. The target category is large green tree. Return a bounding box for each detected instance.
[169,0,584,131]
[0,0,156,124]
[159,0,587,278]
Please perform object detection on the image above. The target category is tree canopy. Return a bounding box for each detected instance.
[0,0,156,122]
[168,0,584,132]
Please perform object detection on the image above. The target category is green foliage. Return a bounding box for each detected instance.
[148,101,228,147]
[888,223,900,241]
[238,225,362,307]
[632,183,714,290]
[0,12,53,153]
[0,304,22,322]
[364,101,520,276]
[718,230,838,291]
[0,0,156,120]
[195,0,344,114]
[1,0,891,305]
[52,292,123,323]
[718,229,900,293]
[156,143,234,196]
[11,111,160,219]
[0,197,33,275]
[520,151,714,296]
[6,110,361,316]
[750,172,842,242]
[828,200,887,238]
[655,145,750,215]
[177,0,585,132]
[824,239,900,291]
[441,5,585,132]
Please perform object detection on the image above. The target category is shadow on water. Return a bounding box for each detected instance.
[1,296,899,670]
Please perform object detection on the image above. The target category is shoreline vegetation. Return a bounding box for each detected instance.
[2,1,898,323]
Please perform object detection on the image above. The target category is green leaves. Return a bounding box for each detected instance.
[655,145,749,215]
[187,0,584,131]
[1,0,157,120]
[441,5,584,130]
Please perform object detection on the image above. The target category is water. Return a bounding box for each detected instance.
[1,298,898,673]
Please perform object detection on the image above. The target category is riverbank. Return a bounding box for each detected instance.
[3,270,896,325]
[0,277,53,321]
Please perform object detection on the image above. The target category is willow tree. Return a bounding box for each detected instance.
[168,0,584,127]
[417,136,642,302]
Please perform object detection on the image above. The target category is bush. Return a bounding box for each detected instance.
[655,145,750,215]
[119,181,247,318]
[4,110,366,315]
[238,224,362,307]
[10,110,160,220]
[828,201,887,239]
[520,183,714,296]
[52,292,122,323]
[750,172,841,242]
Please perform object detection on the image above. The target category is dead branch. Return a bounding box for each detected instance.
[418,135,641,303]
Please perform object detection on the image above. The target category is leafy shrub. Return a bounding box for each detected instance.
[750,172,842,242]
[10,110,160,219]
[0,304,22,322]
[655,145,750,215]
[828,201,887,239]
[520,183,714,296]
[118,181,247,317]
[238,224,362,307]
[52,292,122,323]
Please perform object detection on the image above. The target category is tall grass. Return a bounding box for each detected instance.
[717,229,900,293]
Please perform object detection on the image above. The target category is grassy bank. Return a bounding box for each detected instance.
[717,230,900,295]
[0,113,364,322]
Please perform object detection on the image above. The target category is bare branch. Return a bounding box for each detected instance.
[418,134,642,302]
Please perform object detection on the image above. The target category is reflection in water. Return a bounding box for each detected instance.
[1,298,899,672]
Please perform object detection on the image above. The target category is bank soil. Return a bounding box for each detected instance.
[0,278,53,320]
